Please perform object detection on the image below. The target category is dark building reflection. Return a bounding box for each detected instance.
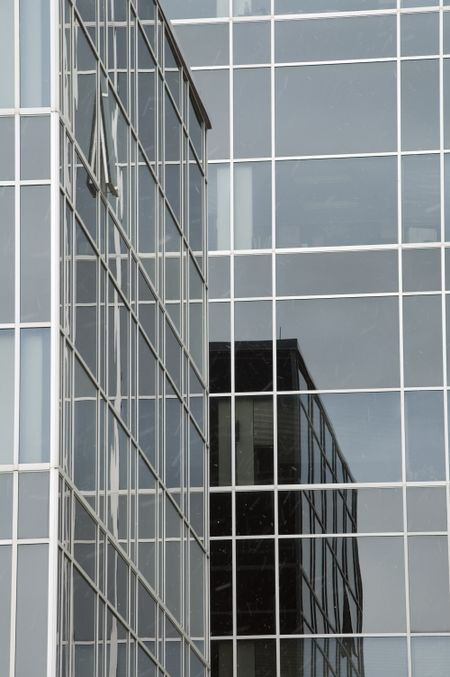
[210,339,365,676]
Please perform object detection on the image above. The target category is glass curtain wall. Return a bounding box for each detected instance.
[163,0,450,675]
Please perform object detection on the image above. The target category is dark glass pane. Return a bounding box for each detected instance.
[210,493,232,537]
[211,641,233,677]
[236,539,275,634]
[236,492,274,535]
[210,398,232,487]
[236,397,273,485]
[211,541,233,636]
[237,640,276,677]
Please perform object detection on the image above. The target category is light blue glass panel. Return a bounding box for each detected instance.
[0,1,14,108]
[0,330,14,465]
[20,0,50,107]
[19,328,51,463]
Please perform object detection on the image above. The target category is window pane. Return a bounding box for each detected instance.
[277,298,400,390]
[403,248,441,291]
[21,186,51,322]
[234,0,270,15]
[276,63,396,156]
[208,164,230,251]
[235,397,273,485]
[19,328,51,463]
[236,539,275,634]
[407,487,447,532]
[234,22,270,65]
[15,544,48,677]
[234,162,271,249]
[235,255,271,298]
[403,295,442,387]
[162,0,229,20]
[194,70,229,160]
[237,640,276,677]
[0,475,13,539]
[18,472,49,539]
[276,0,395,10]
[0,1,14,107]
[0,546,11,677]
[210,398,232,486]
[20,0,50,107]
[234,69,270,158]
[236,492,274,535]
[276,157,397,248]
[211,540,233,635]
[402,59,439,151]
[0,118,14,180]
[20,115,51,180]
[402,154,440,243]
[405,391,445,481]
[0,330,14,464]
[0,188,14,323]
[174,24,229,67]
[409,536,450,631]
[412,637,450,677]
[401,12,439,56]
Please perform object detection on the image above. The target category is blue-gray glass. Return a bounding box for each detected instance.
[18,472,49,538]
[405,391,445,481]
[234,22,270,65]
[276,63,397,156]
[445,12,450,54]
[403,248,441,291]
[407,487,447,532]
[279,537,406,634]
[276,157,397,248]
[403,295,442,386]
[0,117,14,180]
[194,70,229,160]
[21,186,51,322]
[0,188,14,323]
[235,255,271,298]
[237,640,276,677]
[19,328,51,463]
[411,638,450,677]
[20,116,51,180]
[0,547,11,675]
[174,23,229,66]
[208,256,230,299]
[208,163,230,251]
[402,154,440,243]
[234,162,271,249]
[277,251,398,296]
[277,298,400,390]
[409,536,450,632]
[444,64,450,148]
[161,0,229,19]
[280,638,407,677]
[0,1,14,107]
[402,60,439,151]
[277,393,401,484]
[275,0,396,10]
[0,330,14,465]
[15,544,48,677]
[275,15,396,62]
[235,300,272,340]
[0,475,13,539]
[20,0,50,107]
[236,539,275,634]
[401,12,439,56]
[403,0,438,5]
[236,397,273,484]
[234,0,270,15]
[234,69,271,158]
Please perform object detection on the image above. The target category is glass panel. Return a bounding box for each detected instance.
[236,397,273,485]
[276,298,400,390]
[403,295,442,386]
[0,1,14,107]
[234,69,270,158]
[276,0,396,10]
[401,12,439,56]
[20,116,51,180]
[409,536,450,631]
[21,186,51,322]
[276,157,397,248]
[208,256,230,299]
[235,301,272,392]
[276,63,397,156]
[211,641,233,677]
[234,0,270,14]
[411,637,450,677]
[407,487,447,532]
[174,24,229,67]
[402,59,439,151]
[236,492,274,535]
[18,472,49,538]
[277,393,402,484]
[74,26,96,162]
[0,475,13,539]
[403,248,441,291]
[237,640,276,677]
[402,154,440,243]
[19,328,51,463]
[193,70,229,160]
[277,251,398,296]
[210,303,231,393]
[0,546,11,676]
[234,162,271,249]
[276,15,396,62]
[15,544,48,677]
[0,118,14,180]
[0,188,14,323]
[235,255,271,298]
[234,22,270,65]
[210,492,232,536]
[211,540,233,635]
[162,0,230,21]
[405,391,445,481]
[210,398,232,486]
[208,164,230,251]
[0,330,14,464]
[20,0,50,107]
[236,539,275,634]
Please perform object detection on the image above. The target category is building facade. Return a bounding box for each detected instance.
[163,1,450,675]
[0,1,209,676]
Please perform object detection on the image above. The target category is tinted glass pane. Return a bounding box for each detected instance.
[234,22,270,64]
[276,15,396,62]
[194,70,229,160]
[21,186,51,322]
[407,487,447,532]
[403,248,441,291]
[161,0,229,19]
[0,330,14,465]
[403,295,442,386]
[234,162,271,249]
[19,329,51,463]
[0,475,13,539]
[234,0,270,15]
[234,69,270,158]
[276,157,397,248]
[174,24,229,66]
[208,164,230,251]
[401,12,439,56]
[405,391,445,481]
[210,493,232,536]
[277,298,400,390]
[0,188,14,323]
[402,60,439,151]
[236,492,274,535]
[276,63,396,156]
[276,0,395,10]
[210,398,232,486]
[20,0,50,106]
[402,154,440,243]
[409,536,450,631]
[412,637,450,677]
[209,256,230,299]
[236,539,275,634]
[18,472,49,538]
[0,546,11,676]
[236,397,273,485]
[237,640,276,677]
[0,118,14,180]
[210,303,231,393]
[20,116,51,180]
[0,1,14,107]
[211,541,233,635]
[235,255,271,298]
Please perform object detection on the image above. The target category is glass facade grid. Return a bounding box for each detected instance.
[163,0,450,675]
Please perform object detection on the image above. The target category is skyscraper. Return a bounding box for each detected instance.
[163,1,450,675]
[0,1,210,676]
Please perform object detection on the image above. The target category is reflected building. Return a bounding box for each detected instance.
[0,1,210,676]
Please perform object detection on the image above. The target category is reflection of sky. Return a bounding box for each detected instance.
[320,393,401,482]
